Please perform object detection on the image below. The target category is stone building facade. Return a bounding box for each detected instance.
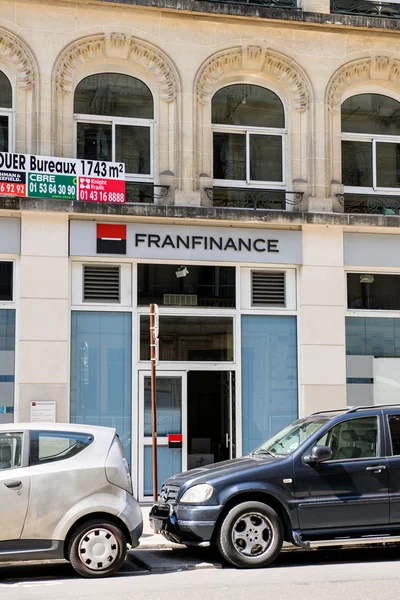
[1,0,400,497]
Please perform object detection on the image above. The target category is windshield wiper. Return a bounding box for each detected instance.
[251,449,278,458]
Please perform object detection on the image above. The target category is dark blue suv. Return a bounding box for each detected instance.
[150,405,400,568]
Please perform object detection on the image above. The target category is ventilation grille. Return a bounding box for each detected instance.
[163,294,198,306]
[83,265,120,302]
[251,271,285,306]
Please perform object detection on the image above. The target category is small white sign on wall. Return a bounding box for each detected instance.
[31,401,56,423]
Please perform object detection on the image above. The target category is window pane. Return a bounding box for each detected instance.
[0,433,22,470]
[250,135,282,182]
[29,431,94,466]
[0,310,15,424]
[213,132,246,180]
[144,445,181,497]
[140,316,233,361]
[74,73,153,119]
[0,262,12,301]
[347,273,400,310]
[241,315,298,455]
[212,85,284,128]
[0,116,8,152]
[115,125,150,175]
[376,142,400,188]
[342,94,400,135]
[144,377,181,436]
[77,123,112,162]
[70,312,132,459]
[317,417,378,460]
[389,415,400,455]
[0,71,12,109]
[138,264,236,308]
[342,141,372,187]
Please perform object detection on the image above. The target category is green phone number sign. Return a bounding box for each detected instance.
[27,173,77,200]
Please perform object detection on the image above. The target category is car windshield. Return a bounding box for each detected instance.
[251,417,329,457]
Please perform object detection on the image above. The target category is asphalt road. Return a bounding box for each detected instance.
[1,546,400,600]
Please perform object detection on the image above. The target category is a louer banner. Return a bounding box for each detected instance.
[0,152,126,204]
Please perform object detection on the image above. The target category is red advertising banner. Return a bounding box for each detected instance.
[78,177,126,204]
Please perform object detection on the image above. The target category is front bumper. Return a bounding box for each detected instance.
[149,502,222,545]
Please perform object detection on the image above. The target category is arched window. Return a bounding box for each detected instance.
[0,71,12,152]
[342,94,400,191]
[74,73,154,180]
[212,84,285,187]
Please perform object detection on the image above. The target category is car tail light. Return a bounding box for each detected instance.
[105,436,133,495]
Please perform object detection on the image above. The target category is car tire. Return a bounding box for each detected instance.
[68,520,127,578]
[217,501,283,569]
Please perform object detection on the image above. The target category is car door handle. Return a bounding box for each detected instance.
[4,480,22,489]
[366,465,387,473]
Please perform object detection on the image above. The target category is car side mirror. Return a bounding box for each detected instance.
[303,445,332,465]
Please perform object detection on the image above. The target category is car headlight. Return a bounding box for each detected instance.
[180,484,214,504]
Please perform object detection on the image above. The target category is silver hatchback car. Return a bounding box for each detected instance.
[0,423,142,577]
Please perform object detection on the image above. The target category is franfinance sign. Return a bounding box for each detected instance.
[0,152,125,203]
[70,221,302,264]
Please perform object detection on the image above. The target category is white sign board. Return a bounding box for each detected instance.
[31,401,56,423]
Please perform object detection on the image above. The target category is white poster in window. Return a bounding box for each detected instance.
[31,401,56,423]
[373,358,400,404]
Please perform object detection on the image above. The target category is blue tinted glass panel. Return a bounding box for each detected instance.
[144,446,182,497]
[241,315,298,456]
[0,310,15,423]
[70,312,132,459]
[144,377,181,437]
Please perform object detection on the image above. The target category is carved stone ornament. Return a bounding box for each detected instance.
[55,34,177,101]
[0,29,36,88]
[196,46,310,111]
[328,55,400,109]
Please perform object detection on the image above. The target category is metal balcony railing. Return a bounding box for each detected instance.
[205,187,303,210]
[337,194,400,215]
[195,0,298,7]
[331,0,400,19]
[125,183,169,204]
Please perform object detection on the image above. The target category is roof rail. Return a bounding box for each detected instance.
[311,404,400,416]
[346,404,400,413]
[310,408,350,416]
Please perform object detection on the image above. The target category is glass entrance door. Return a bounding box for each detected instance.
[187,371,235,470]
[138,371,187,502]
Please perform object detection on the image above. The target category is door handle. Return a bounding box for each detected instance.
[4,480,22,489]
[366,465,386,473]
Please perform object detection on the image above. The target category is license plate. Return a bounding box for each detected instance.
[150,518,164,531]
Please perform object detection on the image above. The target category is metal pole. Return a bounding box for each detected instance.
[150,304,158,502]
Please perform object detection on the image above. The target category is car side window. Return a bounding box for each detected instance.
[29,431,94,466]
[388,415,400,455]
[0,432,23,471]
[316,416,379,460]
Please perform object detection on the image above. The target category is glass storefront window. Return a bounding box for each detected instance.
[0,310,15,424]
[70,312,132,458]
[0,263,13,301]
[347,273,400,310]
[140,316,234,361]
[137,264,236,308]
[346,317,400,407]
[241,315,298,455]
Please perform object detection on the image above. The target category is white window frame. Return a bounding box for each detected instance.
[74,114,155,183]
[342,132,400,196]
[0,108,13,153]
[212,124,287,190]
